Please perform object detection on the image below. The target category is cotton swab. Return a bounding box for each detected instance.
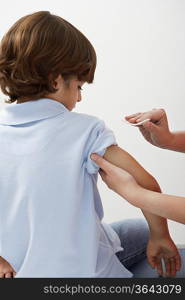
[129,118,150,126]
[123,118,150,126]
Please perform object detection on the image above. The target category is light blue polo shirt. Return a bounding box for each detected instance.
[0,98,132,277]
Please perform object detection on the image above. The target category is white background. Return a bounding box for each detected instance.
[0,0,184,243]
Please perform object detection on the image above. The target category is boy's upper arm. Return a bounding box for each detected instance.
[103,145,160,191]
[85,120,117,174]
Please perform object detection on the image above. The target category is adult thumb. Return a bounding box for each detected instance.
[142,121,160,134]
[90,153,112,173]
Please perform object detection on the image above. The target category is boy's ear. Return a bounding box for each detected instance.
[55,74,64,88]
[53,79,58,88]
[48,73,61,88]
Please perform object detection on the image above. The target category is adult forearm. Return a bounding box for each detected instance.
[141,209,169,238]
[125,185,185,224]
[125,183,170,237]
[140,184,170,237]
[166,131,185,153]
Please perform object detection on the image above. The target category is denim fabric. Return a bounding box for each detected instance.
[109,218,149,270]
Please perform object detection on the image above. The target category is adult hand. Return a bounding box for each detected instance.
[147,235,181,277]
[125,109,174,149]
[90,153,138,198]
[0,256,16,278]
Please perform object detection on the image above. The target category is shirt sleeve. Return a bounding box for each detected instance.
[85,119,117,174]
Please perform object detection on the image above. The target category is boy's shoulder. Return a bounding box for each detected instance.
[69,111,104,128]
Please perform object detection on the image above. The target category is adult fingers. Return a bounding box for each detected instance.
[163,258,171,277]
[126,109,166,124]
[139,126,151,137]
[99,169,106,181]
[5,272,12,278]
[125,112,142,119]
[175,254,181,271]
[169,257,177,277]
[127,116,142,123]
[142,121,161,133]
[91,154,113,174]
[0,272,4,278]
[147,256,156,269]
[155,258,163,276]
[141,109,165,123]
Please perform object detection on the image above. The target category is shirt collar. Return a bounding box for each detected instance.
[0,98,69,125]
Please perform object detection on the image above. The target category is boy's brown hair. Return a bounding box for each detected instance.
[0,11,96,103]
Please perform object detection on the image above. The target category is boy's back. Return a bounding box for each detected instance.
[0,98,131,277]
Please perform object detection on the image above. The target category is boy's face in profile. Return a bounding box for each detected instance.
[46,74,85,111]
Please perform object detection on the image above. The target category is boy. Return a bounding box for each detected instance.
[0,11,181,277]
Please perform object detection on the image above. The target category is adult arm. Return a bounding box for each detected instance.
[92,153,185,224]
[91,149,182,276]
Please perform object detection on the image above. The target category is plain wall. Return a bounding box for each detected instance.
[0,0,184,243]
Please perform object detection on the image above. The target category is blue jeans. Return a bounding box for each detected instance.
[109,218,149,270]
